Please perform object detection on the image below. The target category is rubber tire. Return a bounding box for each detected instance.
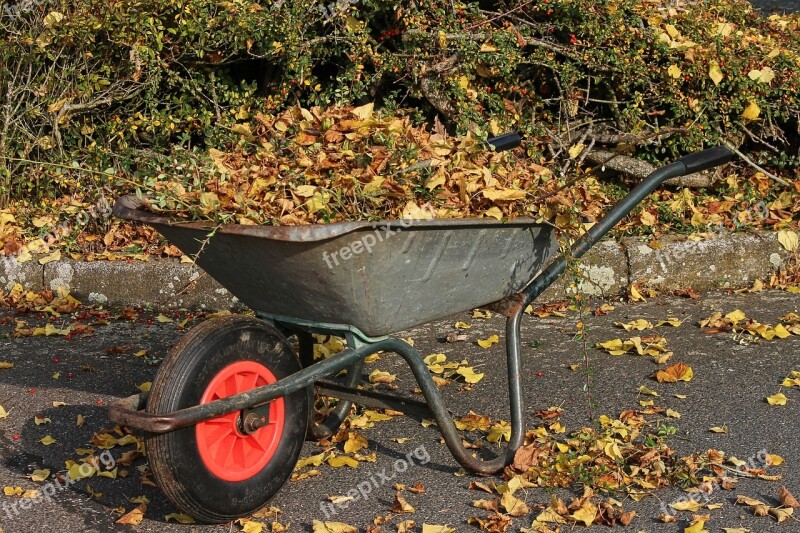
[145,315,309,523]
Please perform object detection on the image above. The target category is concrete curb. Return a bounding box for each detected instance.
[0,230,793,310]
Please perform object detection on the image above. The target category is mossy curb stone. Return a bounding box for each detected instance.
[0,230,794,310]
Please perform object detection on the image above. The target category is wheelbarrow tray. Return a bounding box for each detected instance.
[114,195,558,337]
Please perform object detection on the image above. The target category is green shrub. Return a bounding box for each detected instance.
[1,0,798,207]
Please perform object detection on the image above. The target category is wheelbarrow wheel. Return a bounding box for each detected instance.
[145,315,309,523]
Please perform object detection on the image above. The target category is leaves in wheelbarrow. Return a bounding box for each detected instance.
[312,520,357,533]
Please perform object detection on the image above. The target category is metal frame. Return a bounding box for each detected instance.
[108,147,734,475]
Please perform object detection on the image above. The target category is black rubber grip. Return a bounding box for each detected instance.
[486,132,522,152]
[677,146,734,175]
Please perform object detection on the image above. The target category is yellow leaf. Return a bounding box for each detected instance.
[671,499,704,512]
[725,309,747,323]
[40,435,56,446]
[668,64,682,79]
[421,526,456,533]
[500,490,530,517]
[343,432,368,454]
[0,362,14,369]
[137,382,152,393]
[3,486,23,496]
[684,519,709,533]
[778,230,799,252]
[742,100,760,121]
[614,319,653,331]
[155,314,173,323]
[456,366,484,384]
[28,469,50,482]
[327,455,359,468]
[68,463,95,480]
[637,385,660,397]
[748,66,775,84]
[351,102,374,120]
[241,520,266,533]
[568,143,585,158]
[295,452,329,469]
[630,284,645,301]
[116,505,145,526]
[312,520,358,533]
[487,420,511,443]
[454,321,472,329]
[767,453,784,465]
[164,513,195,524]
[766,392,787,406]
[368,369,396,384]
[0,405,7,419]
[43,11,64,27]
[709,61,724,85]
[570,501,597,527]
[38,250,61,265]
[482,188,526,201]
[477,335,499,348]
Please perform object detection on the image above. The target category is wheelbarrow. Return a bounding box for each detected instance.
[109,137,734,523]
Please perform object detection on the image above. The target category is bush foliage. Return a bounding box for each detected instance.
[1,0,799,208]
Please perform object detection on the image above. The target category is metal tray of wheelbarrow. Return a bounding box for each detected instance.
[114,195,558,337]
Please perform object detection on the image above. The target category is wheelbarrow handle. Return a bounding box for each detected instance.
[521,145,735,306]
[675,145,734,174]
[486,132,522,152]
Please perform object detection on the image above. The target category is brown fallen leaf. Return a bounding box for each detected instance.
[778,486,799,508]
[654,362,693,383]
[392,491,415,514]
[116,504,146,526]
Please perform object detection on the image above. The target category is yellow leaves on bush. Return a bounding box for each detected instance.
[742,100,761,121]
[709,61,724,85]
[654,362,694,383]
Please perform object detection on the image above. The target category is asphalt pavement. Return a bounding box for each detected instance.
[1,290,799,532]
[751,0,799,12]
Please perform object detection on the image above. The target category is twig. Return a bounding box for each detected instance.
[723,141,791,188]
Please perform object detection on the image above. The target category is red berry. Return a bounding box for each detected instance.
[28,388,35,393]
[96,399,103,406]
[12,434,20,440]
[536,371,543,377]
[67,373,74,378]
[53,357,60,363]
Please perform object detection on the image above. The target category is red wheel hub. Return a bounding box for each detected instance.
[196,361,284,481]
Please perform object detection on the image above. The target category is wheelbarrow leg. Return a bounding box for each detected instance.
[303,332,365,440]
[388,317,526,475]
